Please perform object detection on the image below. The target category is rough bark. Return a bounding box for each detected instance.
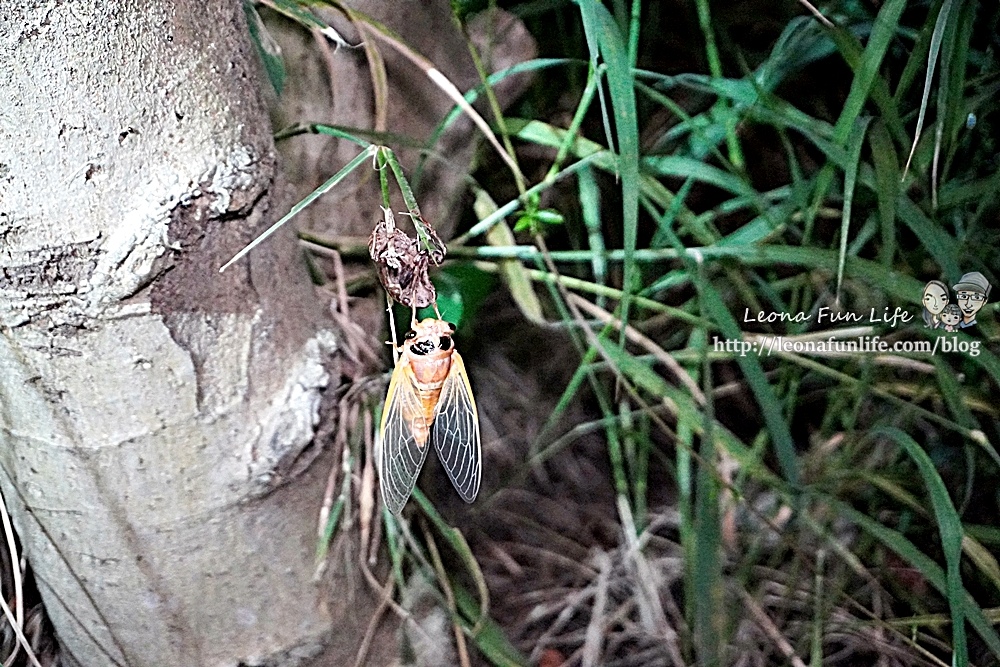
[0,1,360,665]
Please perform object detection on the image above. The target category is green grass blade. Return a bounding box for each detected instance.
[243,0,285,95]
[804,0,906,242]
[933,0,972,204]
[275,122,378,148]
[868,119,899,264]
[220,145,376,271]
[837,117,872,298]
[544,64,601,181]
[874,427,968,666]
[826,497,999,659]
[893,0,938,101]
[694,0,743,171]
[453,585,529,666]
[626,0,641,68]
[894,194,961,280]
[452,243,929,304]
[643,155,757,200]
[578,164,608,306]
[576,0,640,336]
[263,0,351,46]
[902,0,953,178]
[832,0,907,145]
[693,269,724,665]
[697,280,799,486]
[411,488,490,634]
[314,497,345,566]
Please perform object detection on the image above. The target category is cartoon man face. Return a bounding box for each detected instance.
[952,271,992,327]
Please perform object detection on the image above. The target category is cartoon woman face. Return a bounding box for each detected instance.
[922,281,949,315]
[940,304,962,327]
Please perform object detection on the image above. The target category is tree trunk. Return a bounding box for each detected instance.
[0,1,369,665]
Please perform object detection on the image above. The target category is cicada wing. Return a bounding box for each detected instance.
[377,361,431,514]
[431,351,481,504]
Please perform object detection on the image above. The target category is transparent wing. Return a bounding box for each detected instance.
[431,351,481,504]
[377,362,430,514]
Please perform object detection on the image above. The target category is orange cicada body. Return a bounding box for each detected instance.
[377,318,481,514]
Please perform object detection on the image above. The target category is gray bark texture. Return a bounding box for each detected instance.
[0,1,360,665]
[0,0,535,664]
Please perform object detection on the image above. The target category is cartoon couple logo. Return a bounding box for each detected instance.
[922,271,991,332]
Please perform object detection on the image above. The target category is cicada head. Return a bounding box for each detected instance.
[402,318,457,360]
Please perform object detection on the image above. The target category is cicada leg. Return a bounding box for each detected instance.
[387,292,400,364]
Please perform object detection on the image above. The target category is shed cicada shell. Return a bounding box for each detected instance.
[377,317,481,514]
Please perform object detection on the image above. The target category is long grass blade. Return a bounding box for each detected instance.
[220,145,376,271]
[576,0,640,337]
[902,0,954,179]
[874,427,968,666]
[837,117,872,299]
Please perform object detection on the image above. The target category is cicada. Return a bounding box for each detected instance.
[377,318,481,514]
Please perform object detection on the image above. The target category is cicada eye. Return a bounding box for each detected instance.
[404,330,417,340]
[447,322,456,333]
[439,336,452,350]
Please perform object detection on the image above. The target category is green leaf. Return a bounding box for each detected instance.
[534,209,565,226]
[425,264,496,329]
[262,0,352,47]
[243,0,285,95]
[512,213,530,233]
[643,155,757,200]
